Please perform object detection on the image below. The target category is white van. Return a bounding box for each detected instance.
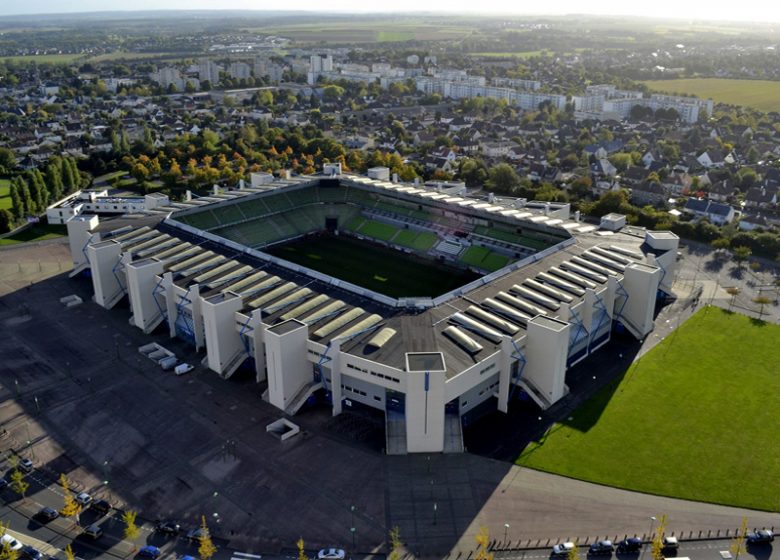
[174,363,194,376]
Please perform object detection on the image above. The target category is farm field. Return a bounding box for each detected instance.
[516,307,780,512]
[242,21,473,43]
[469,50,550,59]
[268,235,479,298]
[641,78,780,113]
[86,52,185,62]
[0,54,82,64]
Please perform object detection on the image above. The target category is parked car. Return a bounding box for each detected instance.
[155,521,181,536]
[662,537,678,550]
[553,543,576,556]
[74,492,92,506]
[589,540,614,555]
[317,549,345,560]
[20,545,43,560]
[138,546,161,559]
[35,507,59,522]
[174,363,194,376]
[91,500,111,515]
[186,528,206,541]
[0,478,8,490]
[616,538,643,552]
[82,524,102,539]
[0,534,23,551]
[746,530,774,544]
[18,459,33,473]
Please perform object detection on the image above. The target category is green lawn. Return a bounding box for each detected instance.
[393,229,418,248]
[267,235,479,298]
[460,245,491,267]
[481,252,510,271]
[358,219,398,241]
[0,224,67,246]
[517,307,780,512]
[94,171,128,184]
[411,231,438,252]
[641,78,780,113]
[0,54,82,64]
[0,179,10,210]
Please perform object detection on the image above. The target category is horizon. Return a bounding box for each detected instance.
[1,4,780,24]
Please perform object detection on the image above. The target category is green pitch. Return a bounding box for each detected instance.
[516,307,780,512]
[267,235,480,298]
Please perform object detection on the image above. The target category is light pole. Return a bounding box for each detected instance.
[642,516,656,560]
[504,523,510,545]
[433,502,437,525]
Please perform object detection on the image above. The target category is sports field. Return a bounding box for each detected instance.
[516,307,780,511]
[267,235,480,298]
[641,78,780,113]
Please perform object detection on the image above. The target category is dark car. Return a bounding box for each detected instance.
[91,500,111,515]
[589,540,614,555]
[0,478,8,490]
[35,507,59,522]
[155,520,181,536]
[20,545,44,560]
[746,530,774,544]
[617,538,643,553]
[186,528,206,542]
[138,546,161,559]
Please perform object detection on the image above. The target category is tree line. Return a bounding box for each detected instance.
[0,157,84,233]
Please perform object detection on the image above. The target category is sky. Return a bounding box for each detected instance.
[2,0,780,23]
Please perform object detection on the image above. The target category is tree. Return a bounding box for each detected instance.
[711,237,730,253]
[731,517,748,560]
[0,209,13,234]
[487,163,520,194]
[752,296,771,320]
[122,511,140,546]
[388,527,402,560]
[9,181,23,220]
[322,85,345,101]
[296,538,307,560]
[63,545,75,560]
[726,287,740,311]
[567,540,580,560]
[0,521,19,560]
[59,474,82,522]
[9,468,29,499]
[198,515,217,560]
[651,515,667,560]
[475,527,493,560]
[732,246,751,268]
[0,147,15,174]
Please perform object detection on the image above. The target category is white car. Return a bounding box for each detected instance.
[75,492,92,506]
[1,534,23,551]
[552,542,576,556]
[662,536,679,550]
[317,549,345,560]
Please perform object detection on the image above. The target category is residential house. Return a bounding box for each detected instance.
[707,180,736,203]
[630,181,667,206]
[696,149,734,169]
[590,158,618,178]
[744,186,778,209]
[683,198,735,225]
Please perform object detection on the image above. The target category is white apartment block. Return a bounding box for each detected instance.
[227,62,252,80]
[198,59,221,86]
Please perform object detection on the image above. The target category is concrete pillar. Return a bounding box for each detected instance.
[525,315,570,405]
[404,352,447,453]
[619,263,661,339]
[201,292,245,376]
[66,214,99,273]
[162,272,177,339]
[87,240,124,309]
[497,337,513,413]
[265,319,311,412]
[330,340,343,416]
[249,309,267,383]
[126,258,165,333]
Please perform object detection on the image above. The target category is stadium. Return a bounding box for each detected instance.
[64,165,679,454]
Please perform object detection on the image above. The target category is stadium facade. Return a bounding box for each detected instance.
[65,168,679,454]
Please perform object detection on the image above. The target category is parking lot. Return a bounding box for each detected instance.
[1,239,778,558]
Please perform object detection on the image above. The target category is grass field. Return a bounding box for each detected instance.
[268,235,479,298]
[393,230,438,252]
[0,54,82,64]
[86,52,183,63]
[517,307,780,512]
[481,253,510,272]
[0,224,67,246]
[94,171,128,184]
[358,219,398,242]
[641,78,780,113]
[242,21,473,43]
[0,179,10,211]
[460,245,491,267]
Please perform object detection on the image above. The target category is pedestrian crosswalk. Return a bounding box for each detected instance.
[232,551,263,560]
